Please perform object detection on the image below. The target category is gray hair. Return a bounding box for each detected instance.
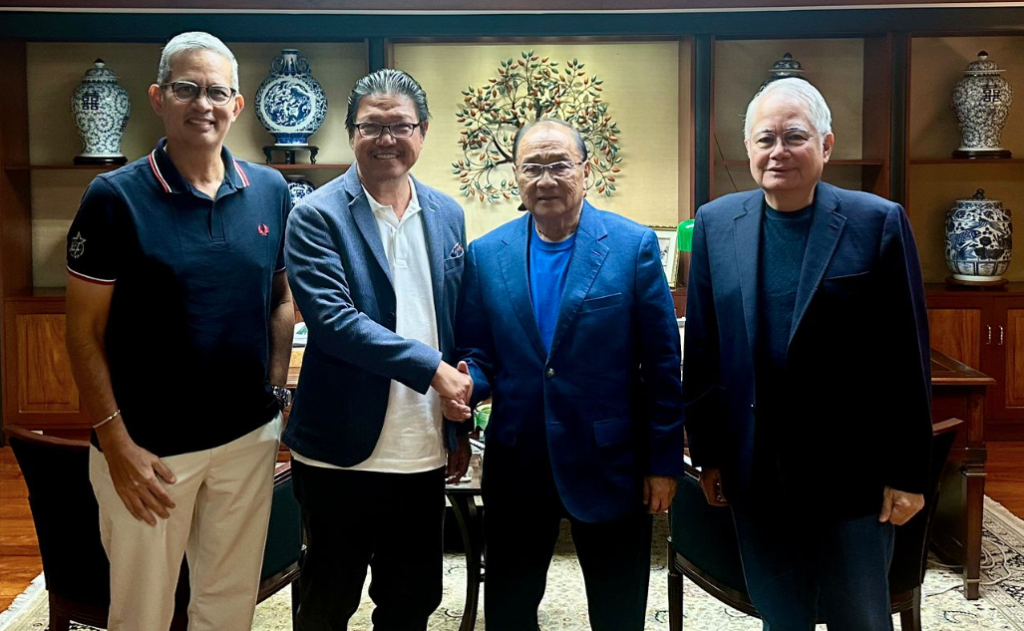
[512,118,589,162]
[157,32,239,92]
[346,69,430,139]
[744,77,832,147]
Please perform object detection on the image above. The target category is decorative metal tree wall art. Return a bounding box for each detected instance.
[452,50,623,205]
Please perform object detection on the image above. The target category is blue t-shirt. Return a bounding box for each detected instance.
[529,220,576,354]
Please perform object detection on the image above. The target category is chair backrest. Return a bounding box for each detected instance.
[889,421,960,593]
[260,465,302,583]
[4,427,111,608]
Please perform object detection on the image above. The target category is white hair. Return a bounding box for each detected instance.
[743,77,832,147]
[157,32,239,92]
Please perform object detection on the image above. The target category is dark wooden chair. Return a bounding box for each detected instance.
[4,425,302,631]
[667,418,962,631]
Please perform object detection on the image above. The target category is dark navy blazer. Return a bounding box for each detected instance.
[456,201,684,523]
[683,182,932,517]
[283,166,467,466]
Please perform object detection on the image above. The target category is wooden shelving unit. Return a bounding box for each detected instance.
[3,5,1024,437]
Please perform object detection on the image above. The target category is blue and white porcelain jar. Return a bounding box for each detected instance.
[952,52,1013,159]
[72,59,130,165]
[286,175,316,207]
[945,189,1013,282]
[254,49,327,146]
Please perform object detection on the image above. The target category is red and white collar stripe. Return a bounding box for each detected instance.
[233,160,250,188]
[148,151,172,194]
[149,150,250,192]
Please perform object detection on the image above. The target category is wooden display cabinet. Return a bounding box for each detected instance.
[710,36,892,201]
[928,284,1024,440]
[0,40,363,433]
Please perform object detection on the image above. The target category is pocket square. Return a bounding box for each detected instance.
[449,243,465,259]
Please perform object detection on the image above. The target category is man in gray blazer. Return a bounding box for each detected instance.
[283,69,472,631]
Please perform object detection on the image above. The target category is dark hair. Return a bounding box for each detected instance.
[345,69,430,139]
[512,118,588,162]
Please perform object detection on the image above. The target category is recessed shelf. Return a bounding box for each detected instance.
[910,158,1024,165]
[717,159,884,167]
[4,163,352,172]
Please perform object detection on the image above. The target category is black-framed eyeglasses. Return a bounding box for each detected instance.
[515,160,584,180]
[353,122,422,139]
[162,81,237,106]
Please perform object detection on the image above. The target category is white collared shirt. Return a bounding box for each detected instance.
[291,178,445,473]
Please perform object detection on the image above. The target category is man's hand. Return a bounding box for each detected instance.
[879,486,925,526]
[698,467,729,507]
[434,360,473,421]
[644,475,677,514]
[446,435,472,484]
[96,421,177,526]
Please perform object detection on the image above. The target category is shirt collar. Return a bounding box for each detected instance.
[149,137,249,195]
[362,177,421,220]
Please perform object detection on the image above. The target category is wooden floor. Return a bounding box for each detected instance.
[2,443,1024,613]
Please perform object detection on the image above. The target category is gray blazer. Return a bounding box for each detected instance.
[283,166,467,467]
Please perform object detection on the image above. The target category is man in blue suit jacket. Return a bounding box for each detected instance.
[452,119,684,631]
[283,69,472,631]
[684,78,932,630]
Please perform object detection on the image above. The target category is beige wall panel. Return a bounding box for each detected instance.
[394,41,683,240]
[910,36,1024,158]
[909,163,1024,282]
[714,39,865,161]
[26,42,366,288]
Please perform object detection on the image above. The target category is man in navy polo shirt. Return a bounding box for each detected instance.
[64,32,293,631]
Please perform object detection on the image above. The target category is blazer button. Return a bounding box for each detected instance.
[546,368,556,379]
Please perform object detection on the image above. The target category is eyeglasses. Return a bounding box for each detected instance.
[515,160,584,180]
[353,122,422,139]
[162,81,237,106]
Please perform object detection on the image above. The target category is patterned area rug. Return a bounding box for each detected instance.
[3,497,1024,631]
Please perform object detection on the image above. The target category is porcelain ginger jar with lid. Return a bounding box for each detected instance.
[72,59,130,165]
[952,52,1013,159]
[945,189,1013,282]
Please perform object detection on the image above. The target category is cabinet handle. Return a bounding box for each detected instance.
[999,325,1005,346]
[987,325,993,345]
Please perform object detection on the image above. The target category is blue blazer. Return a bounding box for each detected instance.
[283,166,467,466]
[456,201,684,523]
[683,182,932,517]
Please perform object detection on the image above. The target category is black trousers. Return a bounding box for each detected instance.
[483,445,653,631]
[291,461,446,631]
[732,503,896,631]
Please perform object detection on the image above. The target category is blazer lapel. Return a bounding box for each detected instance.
[413,178,446,330]
[789,182,846,347]
[345,167,394,288]
[734,191,763,354]
[498,215,547,360]
[548,202,609,360]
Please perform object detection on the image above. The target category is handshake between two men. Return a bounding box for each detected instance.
[432,360,475,483]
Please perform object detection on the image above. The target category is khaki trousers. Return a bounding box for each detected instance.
[89,414,282,631]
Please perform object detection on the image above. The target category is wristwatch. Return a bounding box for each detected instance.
[270,385,293,410]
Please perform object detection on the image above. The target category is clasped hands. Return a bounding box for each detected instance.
[433,360,474,422]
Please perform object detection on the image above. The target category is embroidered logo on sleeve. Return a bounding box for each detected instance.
[258,224,270,236]
[69,232,87,259]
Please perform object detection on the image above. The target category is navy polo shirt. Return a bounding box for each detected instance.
[67,138,291,457]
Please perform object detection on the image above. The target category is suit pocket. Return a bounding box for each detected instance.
[580,293,623,313]
[444,256,464,273]
[593,417,633,447]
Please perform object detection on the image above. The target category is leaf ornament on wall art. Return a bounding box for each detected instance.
[451,50,623,205]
